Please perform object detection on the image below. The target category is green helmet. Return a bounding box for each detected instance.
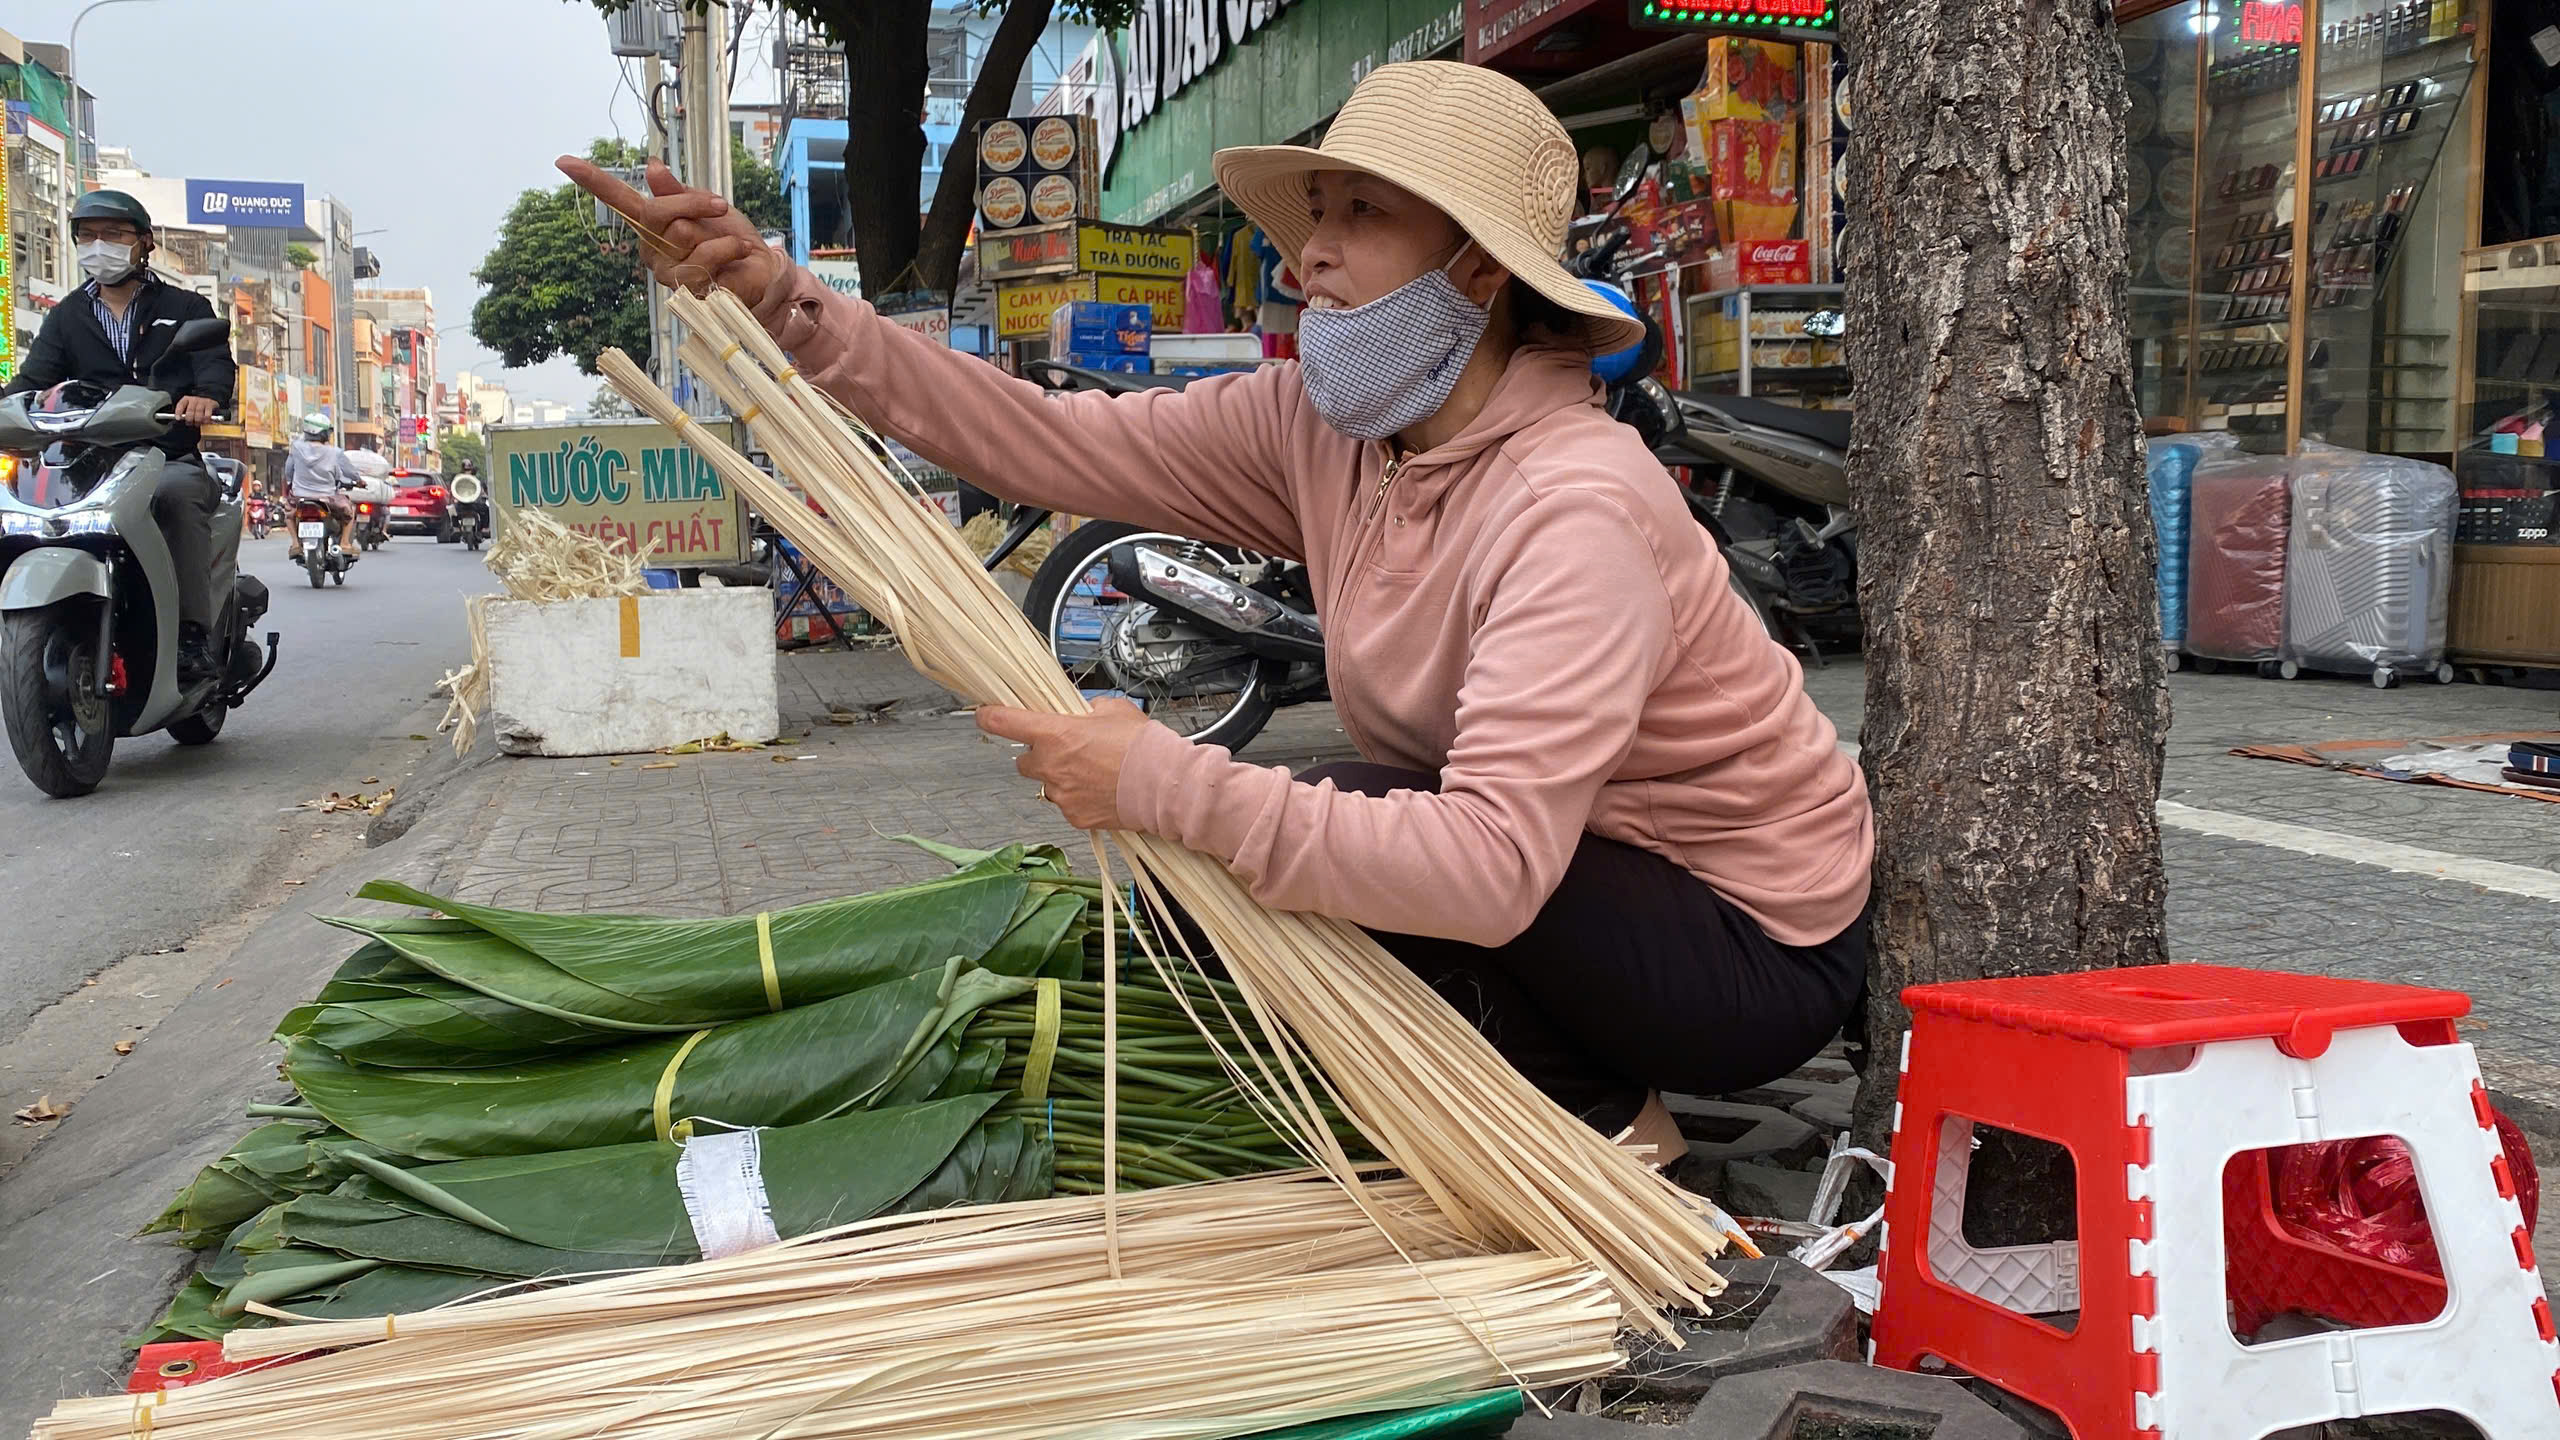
[301,411,333,438]
[70,189,152,233]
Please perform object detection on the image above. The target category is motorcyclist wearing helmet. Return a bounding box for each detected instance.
[284,412,360,561]
[2,189,234,684]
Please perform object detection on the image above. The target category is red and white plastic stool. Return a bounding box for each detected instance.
[1869,964,2558,1439]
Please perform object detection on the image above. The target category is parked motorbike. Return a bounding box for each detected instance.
[448,470,489,552]
[992,361,1324,753]
[1569,147,1862,660]
[0,318,282,797]
[295,485,361,589]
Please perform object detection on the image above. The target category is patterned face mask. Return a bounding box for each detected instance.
[1295,243,1492,442]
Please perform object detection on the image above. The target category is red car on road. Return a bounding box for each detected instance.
[388,469,457,541]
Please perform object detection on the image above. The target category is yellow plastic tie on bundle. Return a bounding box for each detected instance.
[776,366,800,386]
[740,403,764,425]
[756,912,782,1011]
[1019,977,1063,1101]
[383,1314,398,1339]
[653,1030,714,1143]
[718,341,744,363]
[131,1393,159,1439]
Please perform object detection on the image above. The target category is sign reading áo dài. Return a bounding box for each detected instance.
[487,419,749,567]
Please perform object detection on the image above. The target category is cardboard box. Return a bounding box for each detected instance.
[1705,240,1814,291]
[1049,301,1153,356]
[1709,119,1799,208]
[977,114,1099,232]
[1056,352,1148,373]
[1698,38,1803,122]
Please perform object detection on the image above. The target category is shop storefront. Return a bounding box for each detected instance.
[2120,0,2560,668]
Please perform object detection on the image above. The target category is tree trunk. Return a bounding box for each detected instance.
[1839,0,2169,1238]
[838,0,932,297]
[915,0,1059,296]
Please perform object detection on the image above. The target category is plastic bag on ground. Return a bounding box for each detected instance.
[2268,1105,2540,1277]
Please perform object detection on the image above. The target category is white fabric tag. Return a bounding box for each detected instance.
[2536,25,2560,67]
[675,1127,782,1260]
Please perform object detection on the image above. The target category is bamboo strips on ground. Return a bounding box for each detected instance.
[43,1248,1615,1440]
[593,289,1728,1331]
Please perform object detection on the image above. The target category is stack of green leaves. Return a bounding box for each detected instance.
[141,841,1362,1341]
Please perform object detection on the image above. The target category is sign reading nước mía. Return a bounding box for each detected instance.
[488,419,748,567]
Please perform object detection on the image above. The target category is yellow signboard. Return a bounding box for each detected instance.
[237,365,276,449]
[1077,224,1194,280]
[1095,274,1186,334]
[488,418,747,567]
[995,275,1097,338]
[995,273,1190,339]
[979,221,1197,283]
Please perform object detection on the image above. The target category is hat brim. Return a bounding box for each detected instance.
[1212,144,1650,357]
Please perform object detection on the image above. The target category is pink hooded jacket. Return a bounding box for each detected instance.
[756,272,1872,949]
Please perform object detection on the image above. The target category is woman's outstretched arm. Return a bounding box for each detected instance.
[751,268,1306,557]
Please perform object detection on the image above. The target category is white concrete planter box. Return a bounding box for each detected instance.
[482,589,778,757]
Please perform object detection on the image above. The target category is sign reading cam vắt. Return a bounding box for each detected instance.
[487,418,747,567]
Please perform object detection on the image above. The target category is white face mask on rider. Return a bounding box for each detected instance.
[77,240,139,285]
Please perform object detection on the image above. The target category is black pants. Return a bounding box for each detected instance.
[1302,762,1868,1130]
[150,457,219,630]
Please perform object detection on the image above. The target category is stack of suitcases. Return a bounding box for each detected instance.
[2173,440,2459,687]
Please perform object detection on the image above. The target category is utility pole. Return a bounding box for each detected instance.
[672,1,733,415]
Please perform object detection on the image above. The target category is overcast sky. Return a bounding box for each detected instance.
[11,0,786,407]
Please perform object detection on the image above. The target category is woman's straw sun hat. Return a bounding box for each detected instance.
[1213,60,1647,355]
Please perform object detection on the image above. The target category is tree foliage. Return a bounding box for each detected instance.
[439,429,486,482]
[731,137,790,234]
[588,383,639,419]
[471,140,652,376]
[286,242,317,270]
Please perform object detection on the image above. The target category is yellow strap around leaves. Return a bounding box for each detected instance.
[756,912,782,1012]
[653,1029,714,1144]
[1019,978,1063,1101]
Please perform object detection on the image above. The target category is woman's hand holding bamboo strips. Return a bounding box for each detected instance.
[557,156,784,306]
[979,699,1152,831]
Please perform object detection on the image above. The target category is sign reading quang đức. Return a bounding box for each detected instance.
[487,419,748,567]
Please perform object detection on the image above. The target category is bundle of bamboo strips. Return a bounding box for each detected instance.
[40,1179,1613,1440]
[48,1254,1614,1440]
[588,288,1729,1329]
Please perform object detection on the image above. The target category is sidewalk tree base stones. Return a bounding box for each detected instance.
[1621,1259,1860,1396]
[1682,1362,2030,1440]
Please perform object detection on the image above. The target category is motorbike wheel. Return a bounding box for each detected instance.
[168,702,227,745]
[306,548,327,589]
[2,608,115,797]
[464,529,484,552]
[1021,521,1282,754]
[438,518,458,545]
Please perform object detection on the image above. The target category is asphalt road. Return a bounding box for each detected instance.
[0,528,495,1038]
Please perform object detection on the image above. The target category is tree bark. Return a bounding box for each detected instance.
[837,0,932,297]
[1839,0,2169,1233]
[915,0,1060,296]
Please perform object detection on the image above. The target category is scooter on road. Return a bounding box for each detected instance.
[0,318,282,797]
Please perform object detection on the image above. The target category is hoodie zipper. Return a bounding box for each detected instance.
[1369,450,1406,520]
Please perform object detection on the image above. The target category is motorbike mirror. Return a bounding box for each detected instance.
[168,317,229,353]
[1803,309,1846,339]
[1612,143,1654,207]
